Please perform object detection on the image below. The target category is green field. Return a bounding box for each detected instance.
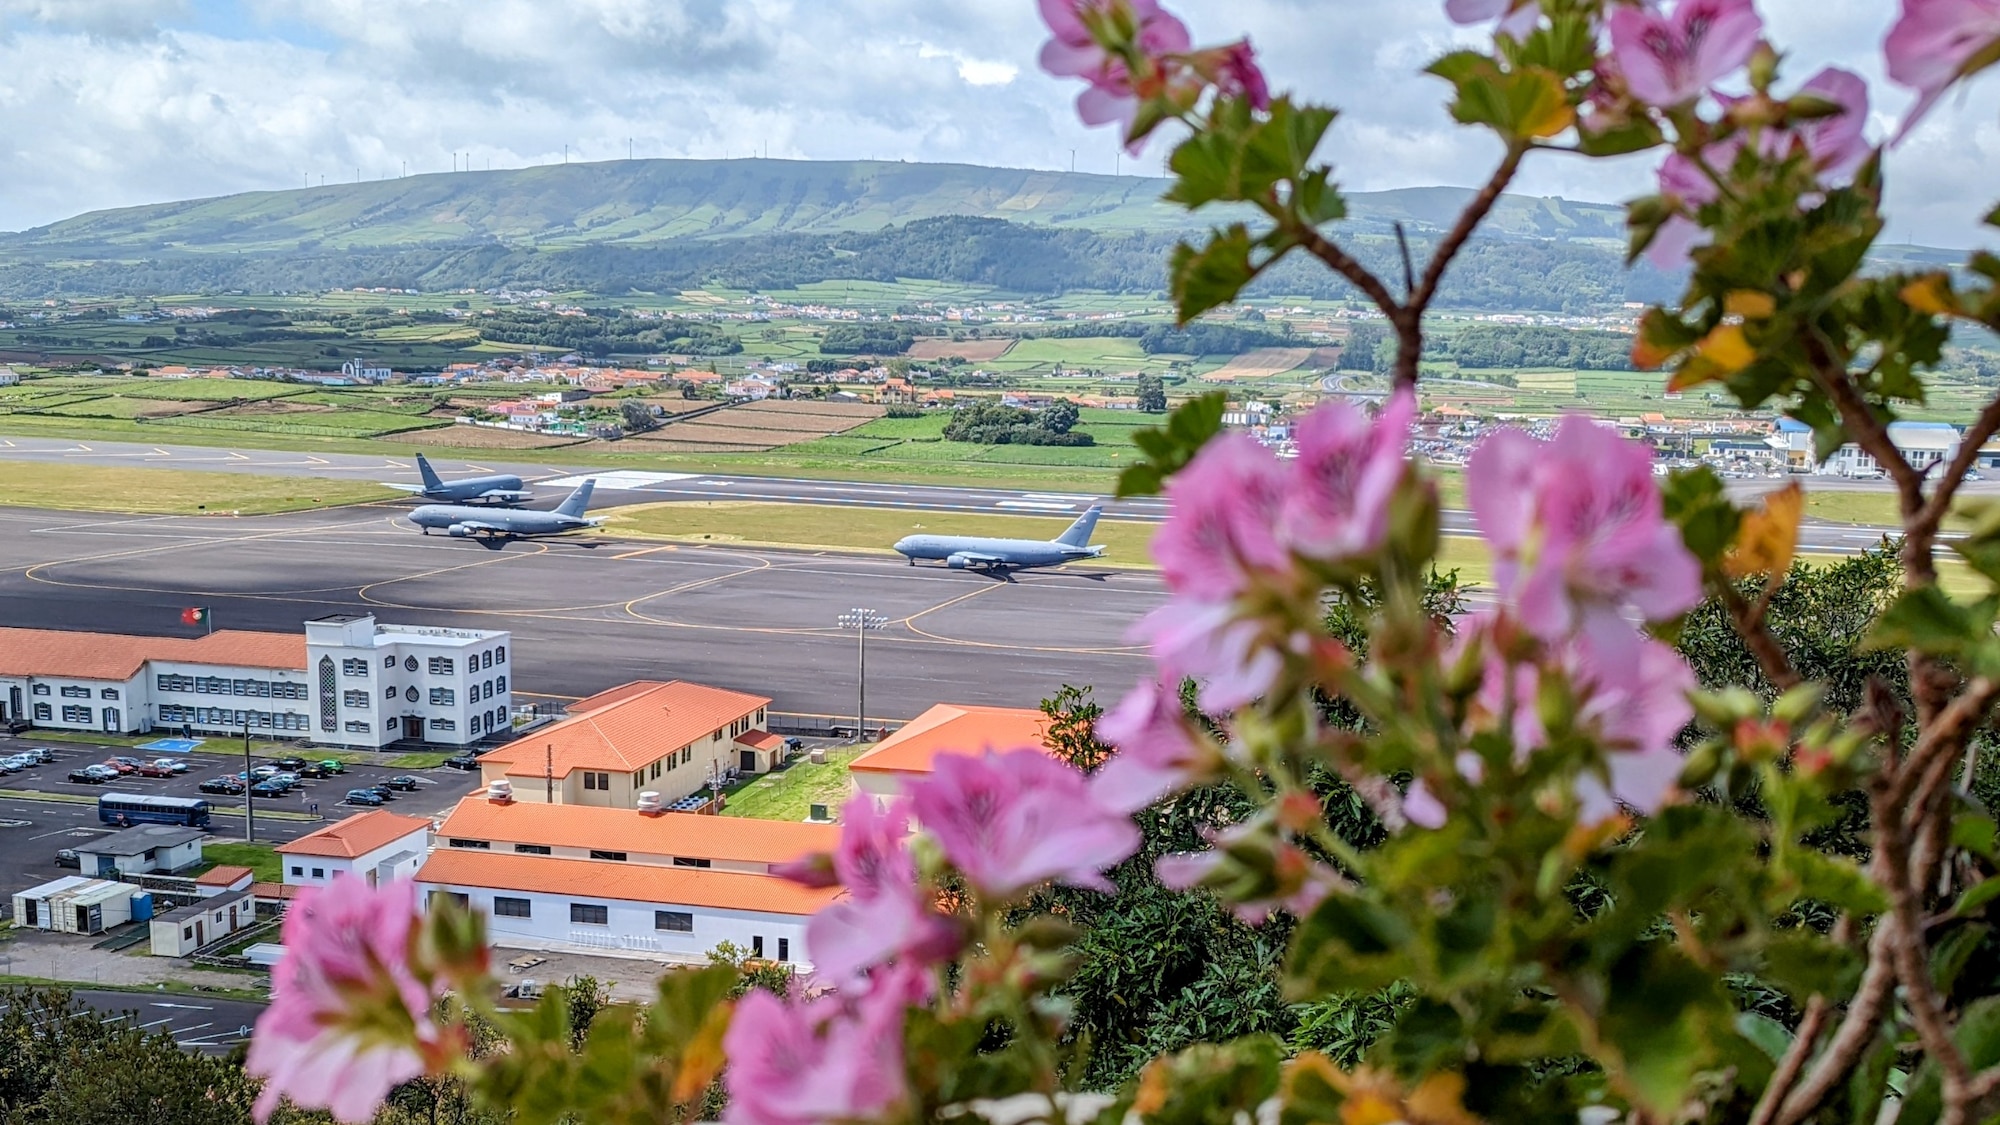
[0,462,397,514]
[197,842,283,883]
[722,746,869,821]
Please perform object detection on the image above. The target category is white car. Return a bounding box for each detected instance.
[150,758,190,774]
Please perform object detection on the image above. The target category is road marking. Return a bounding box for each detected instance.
[612,546,678,560]
[994,500,1076,511]
[148,1002,215,1011]
[542,470,697,489]
[1018,493,1098,502]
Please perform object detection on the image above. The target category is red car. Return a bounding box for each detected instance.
[99,759,137,775]
[134,763,176,778]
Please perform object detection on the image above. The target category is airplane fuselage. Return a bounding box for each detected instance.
[408,504,590,538]
[413,474,528,504]
[892,534,1101,571]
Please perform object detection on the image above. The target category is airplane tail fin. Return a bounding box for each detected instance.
[414,453,445,492]
[1055,505,1102,547]
[555,479,596,519]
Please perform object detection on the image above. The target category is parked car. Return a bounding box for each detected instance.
[250,779,289,798]
[297,763,332,779]
[22,748,54,764]
[268,772,301,790]
[247,765,280,781]
[134,763,176,778]
[150,758,190,774]
[53,849,78,870]
[382,775,421,792]
[343,788,385,806]
[68,765,116,784]
[318,759,347,775]
[443,753,480,771]
[99,759,136,775]
[199,777,245,795]
[366,783,397,800]
[0,759,23,775]
[109,756,144,771]
[273,757,308,771]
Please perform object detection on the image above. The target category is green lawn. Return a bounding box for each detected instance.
[0,462,397,514]
[722,747,868,821]
[196,842,283,883]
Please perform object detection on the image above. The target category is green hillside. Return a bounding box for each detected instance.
[0,158,1631,256]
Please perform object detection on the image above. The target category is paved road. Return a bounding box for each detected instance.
[0,505,1163,719]
[64,988,266,1054]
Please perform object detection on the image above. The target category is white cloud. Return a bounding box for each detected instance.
[0,0,1991,248]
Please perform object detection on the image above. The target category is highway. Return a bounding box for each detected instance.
[0,433,1939,556]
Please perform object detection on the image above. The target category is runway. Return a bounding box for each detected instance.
[0,505,1165,720]
[0,433,1936,555]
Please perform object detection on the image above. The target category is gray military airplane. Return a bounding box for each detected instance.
[384,453,533,505]
[893,506,1104,572]
[409,480,601,539]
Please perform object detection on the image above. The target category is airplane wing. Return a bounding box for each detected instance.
[381,483,429,493]
[947,551,1008,568]
[475,489,534,503]
[452,520,510,534]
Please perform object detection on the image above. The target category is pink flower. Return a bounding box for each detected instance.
[1154,824,1337,923]
[1469,416,1701,651]
[1788,67,1873,178]
[1038,0,1193,138]
[1132,599,1284,712]
[1886,0,2000,137]
[1281,387,1414,563]
[1213,41,1271,110]
[784,796,959,984]
[722,969,913,1125]
[247,878,445,1124]
[1445,0,1543,38]
[1152,431,1293,600]
[1643,148,1724,268]
[910,749,1140,898]
[1092,676,1213,813]
[1606,0,1764,106]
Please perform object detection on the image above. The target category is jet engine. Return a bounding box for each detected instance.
[447,523,474,538]
[946,553,979,569]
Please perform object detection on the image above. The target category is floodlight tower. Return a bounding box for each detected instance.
[836,608,888,743]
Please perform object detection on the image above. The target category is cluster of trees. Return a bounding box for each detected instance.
[819,324,916,355]
[1440,325,1638,370]
[0,217,1684,316]
[1037,319,1297,355]
[941,399,1092,445]
[1136,374,1168,412]
[474,310,739,357]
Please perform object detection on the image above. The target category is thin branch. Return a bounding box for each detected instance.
[1809,357,1927,524]
[1394,222,1415,297]
[1291,226,1401,316]
[1407,142,1527,315]
[1875,780,1978,1125]
[1915,391,2000,538]
[1889,676,2000,809]
[1747,909,1849,1125]
[1772,924,1898,1125]
[1716,583,1804,691]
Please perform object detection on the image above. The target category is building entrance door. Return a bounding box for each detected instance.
[405,716,423,742]
[740,750,756,773]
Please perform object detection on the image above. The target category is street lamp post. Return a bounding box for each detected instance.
[836,608,888,742]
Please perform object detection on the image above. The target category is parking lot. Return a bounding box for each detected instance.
[0,734,477,872]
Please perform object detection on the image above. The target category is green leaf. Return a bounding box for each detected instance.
[1292,168,1347,227]
[1580,116,1666,158]
[1598,943,1732,1117]
[1428,58,1575,140]
[1735,1011,1792,1063]
[1133,1037,1285,1125]
[1866,586,2000,672]
[1660,465,1743,568]
[1284,893,1412,997]
[1950,499,2000,587]
[1844,1034,1896,1125]
[1170,225,1260,324]
[1954,878,2000,918]
[1115,391,1227,498]
[1897,996,2000,1125]
[1953,808,1999,861]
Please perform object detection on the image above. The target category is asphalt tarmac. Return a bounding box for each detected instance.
[0,504,1163,720]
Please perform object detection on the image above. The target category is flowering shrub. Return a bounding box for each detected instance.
[244,3,2000,1125]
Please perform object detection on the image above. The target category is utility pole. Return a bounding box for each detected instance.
[563,144,569,164]
[1070,149,1075,173]
[836,609,887,742]
[242,714,254,843]
[545,744,553,802]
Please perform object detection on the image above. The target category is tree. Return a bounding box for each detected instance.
[619,399,656,432]
[1042,398,1080,435]
[1136,374,1168,412]
[1337,323,1384,371]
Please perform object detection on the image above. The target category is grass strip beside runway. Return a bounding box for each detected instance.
[606,501,1161,567]
[0,462,397,514]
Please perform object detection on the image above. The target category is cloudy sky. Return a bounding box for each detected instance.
[0,0,1993,246]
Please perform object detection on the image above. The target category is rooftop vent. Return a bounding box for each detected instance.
[486,780,513,804]
[636,791,663,817]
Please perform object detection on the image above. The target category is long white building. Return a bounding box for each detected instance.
[0,613,513,750]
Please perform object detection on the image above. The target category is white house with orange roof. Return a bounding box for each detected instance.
[0,626,309,737]
[474,681,778,808]
[276,810,434,889]
[847,703,1050,807]
[434,791,836,874]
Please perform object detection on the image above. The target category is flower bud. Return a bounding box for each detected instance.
[1732,717,1791,762]
[1771,682,1826,726]
[1747,41,1779,94]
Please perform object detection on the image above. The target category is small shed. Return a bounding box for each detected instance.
[150,884,257,957]
[12,877,139,935]
[74,825,206,877]
[195,865,255,899]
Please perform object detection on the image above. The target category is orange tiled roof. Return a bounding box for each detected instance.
[739,730,786,751]
[479,681,771,780]
[436,795,836,864]
[416,849,842,917]
[566,681,665,713]
[0,627,306,681]
[276,810,432,858]
[195,865,255,887]
[848,703,1049,775]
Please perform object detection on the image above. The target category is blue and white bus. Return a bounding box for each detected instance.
[98,794,212,829]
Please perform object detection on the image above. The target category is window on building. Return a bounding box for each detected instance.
[632,772,643,788]
[570,903,609,925]
[431,718,456,731]
[672,857,712,869]
[342,658,368,677]
[428,657,455,675]
[319,657,337,732]
[61,706,90,723]
[447,838,491,850]
[429,891,468,911]
[342,690,368,708]
[290,866,302,877]
[650,761,661,779]
[496,646,506,664]
[492,896,531,918]
[682,747,692,766]
[100,688,118,700]
[778,937,790,962]
[385,717,398,730]
[582,772,597,791]
[383,686,395,699]
[384,655,395,668]
[430,688,455,706]
[751,936,764,958]
[32,703,49,721]
[60,686,89,698]
[344,721,371,733]
[655,911,694,933]
[31,684,48,696]
[757,708,765,724]
[513,844,552,855]
[712,728,723,742]
[405,655,418,672]
[183,925,194,941]
[589,850,627,862]
[496,675,507,693]
[312,868,325,879]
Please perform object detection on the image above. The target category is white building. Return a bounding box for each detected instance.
[150,866,258,957]
[1766,418,1963,477]
[276,809,434,889]
[12,877,139,934]
[306,614,513,748]
[415,847,833,966]
[435,791,837,875]
[74,825,205,877]
[0,627,307,738]
[340,357,392,382]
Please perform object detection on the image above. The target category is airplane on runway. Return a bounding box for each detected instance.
[893,506,1105,571]
[384,453,533,505]
[409,480,602,538]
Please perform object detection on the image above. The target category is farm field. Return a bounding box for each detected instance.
[1207,347,1314,380]
[907,338,1014,361]
[384,426,586,449]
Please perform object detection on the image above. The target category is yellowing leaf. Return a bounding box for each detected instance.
[1342,1094,1403,1125]
[670,1000,734,1104]
[1632,335,1679,371]
[1723,290,1777,320]
[1522,99,1575,139]
[1698,323,1757,373]
[1407,1072,1483,1125]
[1724,482,1803,579]
[1666,360,1726,393]
[1901,272,1959,317]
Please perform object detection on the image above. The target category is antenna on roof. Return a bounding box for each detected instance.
[545,744,553,803]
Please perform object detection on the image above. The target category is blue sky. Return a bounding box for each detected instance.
[0,0,1992,247]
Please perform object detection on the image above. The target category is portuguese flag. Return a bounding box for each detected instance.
[180,607,210,627]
